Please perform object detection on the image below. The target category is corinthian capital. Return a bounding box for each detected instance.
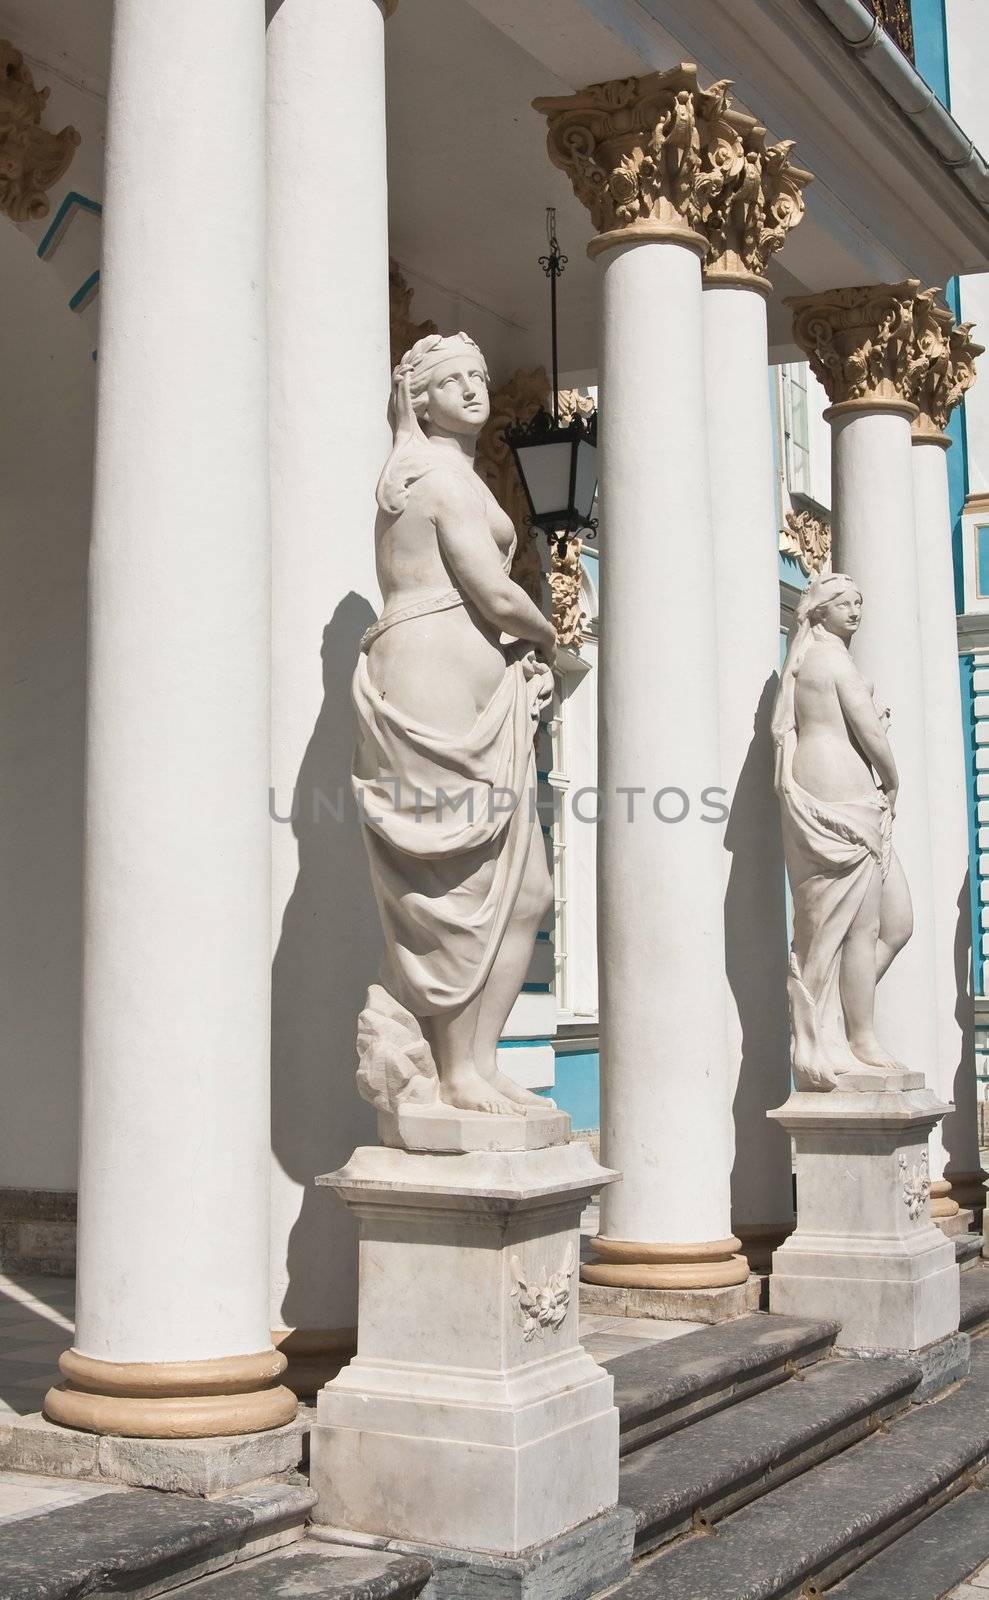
[786,282,924,413]
[910,296,983,441]
[700,129,811,287]
[0,39,80,223]
[532,66,740,256]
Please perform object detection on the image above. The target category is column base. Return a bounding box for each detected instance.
[930,1178,960,1220]
[944,1169,988,1213]
[310,1143,620,1556]
[581,1234,750,1289]
[768,1087,960,1354]
[43,1348,298,1439]
[272,1327,357,1399]
[733,1221,795,1273]
[579,1276,760,1324]
[934,1207,976,1240]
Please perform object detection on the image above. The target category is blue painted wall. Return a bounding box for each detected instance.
[539,1048,600,1132]
[911,0,950,104]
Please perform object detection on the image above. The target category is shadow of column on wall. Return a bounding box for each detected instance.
[724,672,793,1226]
[945,870,979,1176]
[270,593,380,1334]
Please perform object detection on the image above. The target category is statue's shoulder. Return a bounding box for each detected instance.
[416,463,487,517]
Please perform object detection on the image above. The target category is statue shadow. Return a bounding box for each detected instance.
[270,592,380,1333]
[944,871,979,1178]
[724,672,794,1224]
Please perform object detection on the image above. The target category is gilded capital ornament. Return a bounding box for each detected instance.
[0,39,80,223]
[699,126,810,288]
[910,296,983,443]
[533,66,733,256]
[786,281,925,413]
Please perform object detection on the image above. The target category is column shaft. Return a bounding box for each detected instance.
[595,238,738,1268]
[266,0,392,1385]
[830,406,940,1075]
[48,0,294,1436]
[703,282,793,1253]
[911,435,981,1184]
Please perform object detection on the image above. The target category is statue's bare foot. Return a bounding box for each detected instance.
[487,1070,555,1111]
[847,1034,902,1072]
[440,1066,519,1116]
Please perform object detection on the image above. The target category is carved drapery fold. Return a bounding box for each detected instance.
[786,281,926,411]
[0,40,80,223]
[780,508,831,577]
[533,65,809,277]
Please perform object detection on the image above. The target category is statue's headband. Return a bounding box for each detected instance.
[393,333,487,387]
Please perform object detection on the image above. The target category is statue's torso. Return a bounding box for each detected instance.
[791,641,878,802]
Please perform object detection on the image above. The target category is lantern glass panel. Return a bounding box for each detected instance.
[516,440,572,519]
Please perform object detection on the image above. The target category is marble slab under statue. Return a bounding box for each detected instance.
[768,575,960,1369]
[310,335,627,1589]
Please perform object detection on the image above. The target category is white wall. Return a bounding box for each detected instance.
[0,225,97,1192]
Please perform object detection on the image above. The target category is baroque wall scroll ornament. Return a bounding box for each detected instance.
[786,281,926,410]
[549,538,587,650]
[898,1151,930,1221]
[780,508,831,577]
[510,1244,576,1340]
[533,66,810,274]
[0,40,80,223]
[388,261,438,371]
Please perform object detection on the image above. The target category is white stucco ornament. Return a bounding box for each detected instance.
[772,573,914,1090]
[352,333,568,1152]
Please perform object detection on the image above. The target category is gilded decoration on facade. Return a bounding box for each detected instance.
[0,40,80,223]
[548,537,587,650]
[867,0,914,61]
[510,1244,576,1341]
[787,281,928,408]
[388,261,438,371]
[780,508,831,577]
[533,66,810,277]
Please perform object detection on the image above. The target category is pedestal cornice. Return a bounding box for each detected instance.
[534,66,810,268]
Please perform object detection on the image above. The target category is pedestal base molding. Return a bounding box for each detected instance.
[44,1348,298,1439]
[581,1234,750,1290]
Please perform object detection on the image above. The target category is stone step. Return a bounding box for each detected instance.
[825,1480,989,1599]
[957,1232,985,1270]
[0,1476,317,1600]
[960,1262,989,1332]
[127,1541,433,1599]
[605,1338,989,1599]
[619,1352,919,1557]
[605,1311,839,1455]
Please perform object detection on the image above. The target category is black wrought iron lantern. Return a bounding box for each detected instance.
[505,211,598,559]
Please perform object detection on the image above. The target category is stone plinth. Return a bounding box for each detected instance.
[309,1143,620,1557]
[768,1087,959,1352]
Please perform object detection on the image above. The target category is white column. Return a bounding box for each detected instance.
[912,421,984,1204]
[828,402,939,1073]
[46,0,294,1437]
[588,234,741,1280]
[266,0,393,1391]
[703,278,794,1262]
[535,68,756,1296]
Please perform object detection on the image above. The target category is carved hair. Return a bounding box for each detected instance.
[376,333,489,516]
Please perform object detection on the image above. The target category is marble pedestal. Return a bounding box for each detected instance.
[310,1143,621,1558]
[767,1084,960,1352]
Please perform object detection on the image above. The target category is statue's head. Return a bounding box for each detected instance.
[377,333,491,515]
[800,572,863,642]
[394,333,491,436]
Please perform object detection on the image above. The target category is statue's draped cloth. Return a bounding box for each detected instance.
[775,720,892,1088]
[352,652,539,1016]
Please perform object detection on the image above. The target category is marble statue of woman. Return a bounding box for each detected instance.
[771,572,913,1091]
[351,332,558,1128]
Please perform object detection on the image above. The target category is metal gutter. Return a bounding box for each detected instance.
[809,0,989,211]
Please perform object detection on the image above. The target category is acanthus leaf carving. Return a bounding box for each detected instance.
[910,295,983,439]
[548,537,587,651]
[0,40,80,223]
[786,281,924,409]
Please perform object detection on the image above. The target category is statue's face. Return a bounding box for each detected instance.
[419,354,490,436]
[818,589,862,640]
